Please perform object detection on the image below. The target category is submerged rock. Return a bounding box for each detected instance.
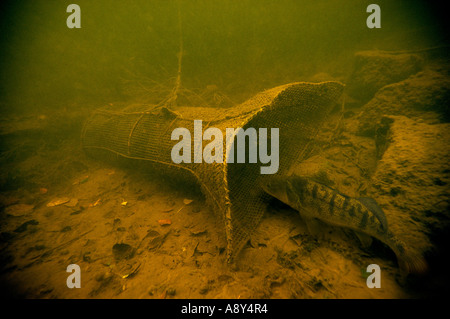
[112,243,134,260]
[357,68,450,136]
[13,219,39,233]
[348,50,423,102]
[371,115,450,255]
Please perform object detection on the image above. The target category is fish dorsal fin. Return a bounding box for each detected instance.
[357,197,388,232]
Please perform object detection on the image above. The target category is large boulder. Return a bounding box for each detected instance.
[370,115,450,256]
[348,50,423,102]
[356,68,450,136]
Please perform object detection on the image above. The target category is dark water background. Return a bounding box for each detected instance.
[0,0,448,114]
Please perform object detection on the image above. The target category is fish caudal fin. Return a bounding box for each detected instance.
[398,251,428,275]
[386,231,428,275]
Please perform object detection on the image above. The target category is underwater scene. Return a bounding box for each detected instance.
[0,0,449,300]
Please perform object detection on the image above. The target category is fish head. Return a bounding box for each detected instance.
[260,175,291,204]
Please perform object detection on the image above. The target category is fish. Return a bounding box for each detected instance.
[261,174,427,274]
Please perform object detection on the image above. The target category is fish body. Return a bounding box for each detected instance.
[262,175,427,274]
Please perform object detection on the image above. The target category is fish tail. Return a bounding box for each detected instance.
[386,231,428,275]
[397,251,428,275]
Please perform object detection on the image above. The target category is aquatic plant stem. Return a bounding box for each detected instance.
[167,0,184,107]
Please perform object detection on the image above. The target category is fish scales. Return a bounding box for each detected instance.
[261,174,428,274]
[287,177,382,234]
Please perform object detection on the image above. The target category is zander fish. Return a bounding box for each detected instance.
[261,175,427,274]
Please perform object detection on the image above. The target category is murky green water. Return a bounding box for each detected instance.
[1,0,447,113]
